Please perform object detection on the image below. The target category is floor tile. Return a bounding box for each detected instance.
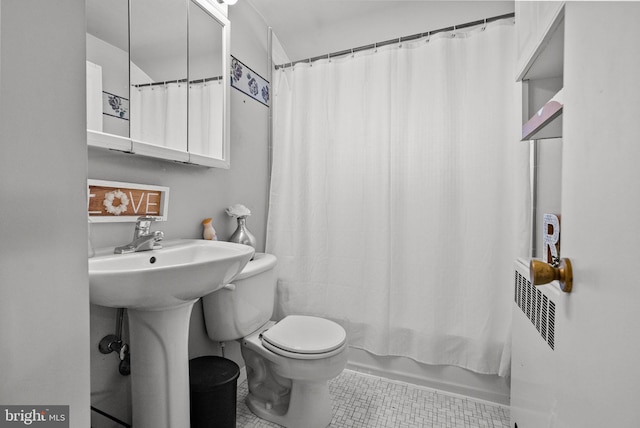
[236,369,510,428]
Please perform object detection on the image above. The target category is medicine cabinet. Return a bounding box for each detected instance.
[86,0,230,168]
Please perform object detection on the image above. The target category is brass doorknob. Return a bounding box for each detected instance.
[530,258,573,293]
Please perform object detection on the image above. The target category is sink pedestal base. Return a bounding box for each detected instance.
[127,301,197,428]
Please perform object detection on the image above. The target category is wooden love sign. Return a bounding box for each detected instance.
[88,179,169,222]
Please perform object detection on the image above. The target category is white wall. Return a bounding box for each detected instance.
[88,1,270,424]
[0,0,91,426]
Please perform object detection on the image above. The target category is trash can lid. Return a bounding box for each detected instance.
[189,356,240,392]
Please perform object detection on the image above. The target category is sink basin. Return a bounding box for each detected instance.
[88,238,254,428]
[89,239,254,310]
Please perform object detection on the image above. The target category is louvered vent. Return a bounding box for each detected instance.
[514,268,555,350]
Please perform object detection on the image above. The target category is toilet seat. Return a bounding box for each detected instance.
[260,315,347,360]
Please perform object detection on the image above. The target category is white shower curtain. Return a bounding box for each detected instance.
[267,19,528,375]
[130,81,223,156]
[130,82,187,150]
[188,80,224,158]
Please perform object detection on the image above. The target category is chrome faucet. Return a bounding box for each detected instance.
[114,216,164,254]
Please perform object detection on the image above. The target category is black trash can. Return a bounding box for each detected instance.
[189,356,240,428]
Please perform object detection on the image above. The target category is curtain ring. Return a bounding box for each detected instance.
[309,58,312,67]
[327,53,331,63]
[482,18,487,31]
[351,48,354,58]
[426,31,431,43]
[451,25,457,38]
[374,42,378,53]
[398,37,402,48]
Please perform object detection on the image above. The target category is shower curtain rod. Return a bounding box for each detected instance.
[274,12,515,70]
[132,75,222,88]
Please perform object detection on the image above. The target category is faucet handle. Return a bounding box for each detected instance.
[136,216,160,228]
[137,216,160,223]
[134,216,160,239]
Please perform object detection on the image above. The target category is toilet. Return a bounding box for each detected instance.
[201,253,348,428]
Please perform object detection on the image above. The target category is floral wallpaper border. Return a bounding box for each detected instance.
[102,91,129,121]
[230,56,269,107]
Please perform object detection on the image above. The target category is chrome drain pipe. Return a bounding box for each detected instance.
[98,308,131,376]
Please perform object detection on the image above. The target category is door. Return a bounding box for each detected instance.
[552,3,640,426]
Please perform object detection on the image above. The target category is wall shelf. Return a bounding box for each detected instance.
[517,4,565,142]
[516,5,565,82]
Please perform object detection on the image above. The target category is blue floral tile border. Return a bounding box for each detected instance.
[230,56,269,107]
[102,91,129,120]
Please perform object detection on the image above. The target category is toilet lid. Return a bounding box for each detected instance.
[261,315,347,356]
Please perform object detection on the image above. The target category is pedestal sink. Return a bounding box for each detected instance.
[89,239,254,428]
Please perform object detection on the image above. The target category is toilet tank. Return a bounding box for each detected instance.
[202,253,277,342]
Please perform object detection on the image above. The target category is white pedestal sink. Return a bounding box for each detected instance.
[89,239,254,428]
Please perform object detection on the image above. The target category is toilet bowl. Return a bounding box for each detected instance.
[201,253,348,428]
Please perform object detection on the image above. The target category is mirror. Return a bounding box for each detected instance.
[86,0,230,167]
[86,0,130,138]
[188,1,225,159]
[130,0,188,152]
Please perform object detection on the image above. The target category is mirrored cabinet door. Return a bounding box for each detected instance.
[188,1,227,165]
[86,0,131,150]
[130,0,189,160]
[86,0,230,167]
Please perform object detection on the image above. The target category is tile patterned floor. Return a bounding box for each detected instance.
[236,369,510,428]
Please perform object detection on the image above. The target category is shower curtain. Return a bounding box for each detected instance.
[130,81,223,155]
[188,80,224,158]
[267,19,528,375]
[130,82,187,150]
